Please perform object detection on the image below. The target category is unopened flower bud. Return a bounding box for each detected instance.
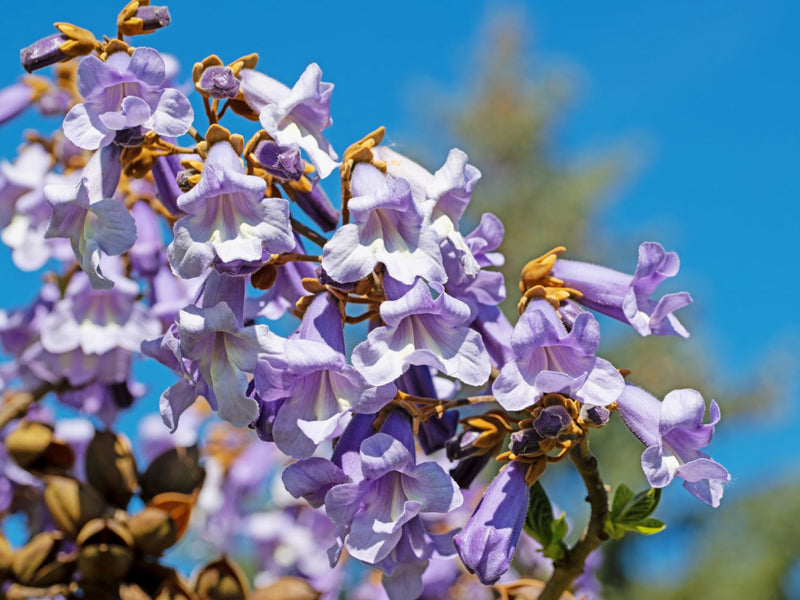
[20,34,69,73]
[198,65,240,99]
[115,127,147,148]
[580,403,610,427]
[254,140,304,180]
[136,5,171,32]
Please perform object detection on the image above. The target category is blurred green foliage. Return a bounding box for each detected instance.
[407,9,792,598]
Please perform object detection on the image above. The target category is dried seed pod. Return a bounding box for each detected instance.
[139,446,205,501]
[155,573,197,600]
[127,506,177,556]
[5,420,75,471]
[250,577,321,600]
[76,518,135,585]
[0,534,12,578]
[194,556,249,600]
[11,530,75,586]
[43,475,107,538]
[86,430,138,508]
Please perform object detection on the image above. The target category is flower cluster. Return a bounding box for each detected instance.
[0,3,729,600]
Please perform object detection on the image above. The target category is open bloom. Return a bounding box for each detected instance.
[552,241,692,337]
[616,385,729,507]
[322,163,445,285]
[167,141,294,278]
[63,47,192,149]
[492,298,624,410]
[352,278,491,387]
[240,63,338,178]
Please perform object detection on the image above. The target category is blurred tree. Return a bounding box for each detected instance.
[405,8,787,599]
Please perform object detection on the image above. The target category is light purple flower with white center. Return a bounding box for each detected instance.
[63,47,193,150]
[454,460,529,585]
[323,163,445,285]
[352,278,491,387]
[616,385,729,507]
[323,431,462,566]
[240,63,338,178]
[492,298,624,411]
[260,294,395,458]
[44,145,136,289]
[177,301,286,427]
[375,146,483,279]
[552,241,693,337]
[167,141,294,278]
[40,266,160,358]
[0,142,53,228]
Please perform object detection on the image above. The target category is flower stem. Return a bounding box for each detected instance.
[538,439,609,600]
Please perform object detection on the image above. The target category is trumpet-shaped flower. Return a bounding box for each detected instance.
[616,385,729,507]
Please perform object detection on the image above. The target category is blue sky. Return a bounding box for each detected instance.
[0,0,795,517]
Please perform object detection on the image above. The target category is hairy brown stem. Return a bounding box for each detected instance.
[538,439,609,600]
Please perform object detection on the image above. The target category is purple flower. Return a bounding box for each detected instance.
[177,301,286,427]
[453,460,529,584]
[240,63,338,178]
[258,294,396,458]
[63,47,193,149]
[197,65,240,98]
[492,299,624,410]
[44,145,135,289]
[352,278,491,387]
[167,141,294,278]
[323,432,461,565]
[0,81,37,124]
[552,242,693,337]
[322,163,445,285]
[616,385,729,507]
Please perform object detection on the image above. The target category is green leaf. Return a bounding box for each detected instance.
[524,481,555,546]
[605,485,665,539]
[631,518,666,535]
[610,483,634,518]
[524,481,568,560]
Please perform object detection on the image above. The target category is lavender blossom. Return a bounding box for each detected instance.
[552,242,693,337]
[616,385,729,507]
[44,145,135,289]
[454,460,529,584]
[167,140,294,278]
[63,47,193,149]
[493,298,624,410]
[352,278,491,387]
[240,63,339,178]
[177,301,286,427]
[322,163,445,285]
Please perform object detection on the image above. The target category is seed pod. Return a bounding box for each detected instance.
[139,446,205,501]
[43,475,107,538]
[11,530,75,586]
[0,534,12,578]
[194,556,249,600]
[86,430,138,508]
[250,577,321,600]
[127,506,178,556]
[155,573,197,600]
[76,518,135,585]
[6,420,53,467]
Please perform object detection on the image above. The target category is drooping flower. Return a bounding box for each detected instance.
[167,140,294,278]
[176,297,286,428]
[256,293,395,458]
[454,460,530,585]
[44,145,135,289]
[492,298,624,411]
[240,63,338,178]
[552,241,693,337]
[322,163,445,285]
[63,47,193,149]
[352,278,491,387]
[616,385,729,507]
